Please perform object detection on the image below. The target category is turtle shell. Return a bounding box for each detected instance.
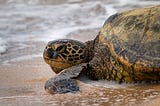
[99,5,160,68]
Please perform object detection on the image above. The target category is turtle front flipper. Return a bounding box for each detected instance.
[45,77,79,94]
[45,63,87,94]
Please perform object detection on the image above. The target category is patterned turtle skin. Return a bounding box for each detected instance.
[43,39,86,74]
[43,5,160,94]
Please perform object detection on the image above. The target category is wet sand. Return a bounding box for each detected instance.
[0,29,160,106]
[145,97,160,106]
[1,57,160,106]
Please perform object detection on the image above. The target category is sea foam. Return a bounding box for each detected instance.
[0,37,7,54]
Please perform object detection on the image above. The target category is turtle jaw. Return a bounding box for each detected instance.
[43,55,72,73]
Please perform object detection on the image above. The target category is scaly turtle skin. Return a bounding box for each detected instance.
[43,5,160,94]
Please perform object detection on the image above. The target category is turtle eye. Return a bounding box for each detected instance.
[47,48,58,59]
[56,45,66,52]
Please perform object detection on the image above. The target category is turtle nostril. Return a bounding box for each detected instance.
[47,48,58,59]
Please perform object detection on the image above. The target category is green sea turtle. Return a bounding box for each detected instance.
[43,5,160,94]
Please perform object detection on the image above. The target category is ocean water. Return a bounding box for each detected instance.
[0,0,160,64]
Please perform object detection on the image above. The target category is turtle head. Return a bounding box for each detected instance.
[43,39,86,74]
